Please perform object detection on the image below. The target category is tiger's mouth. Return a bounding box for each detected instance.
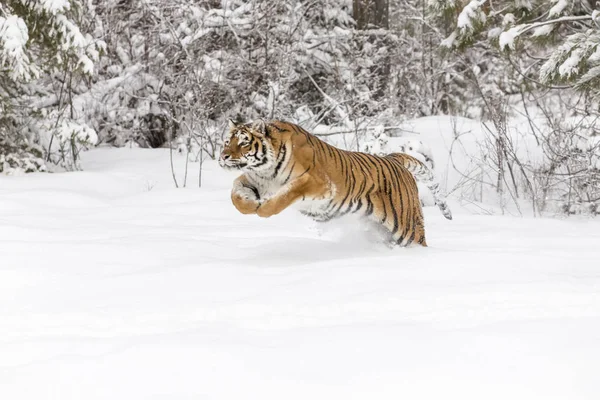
[219,157,247,170]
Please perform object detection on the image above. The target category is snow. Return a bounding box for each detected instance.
[1,146,600,400]
[440,30,457,48]
[0,16,28,55]
[0,1,100,80]
[539,32,593,83]
[502,13,515,26]
[499,26,522,50]
[38,0,71,14]
[457,0,486,31]
[361,133,434,169]
[78,54,95,75]
[486,27,502,39]
[532,24,555,37]
[0,15,35,80]
[55,120,98,145]
[55,14,89,50]
[558,47,583,78]
[580,64,600,85]
[398,116,502,204]
[549,0,569,18]
[515,0,533,10]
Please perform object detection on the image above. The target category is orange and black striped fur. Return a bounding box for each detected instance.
[219,119,452,247]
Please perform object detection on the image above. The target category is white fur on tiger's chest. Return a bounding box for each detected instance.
[246,173,280,199]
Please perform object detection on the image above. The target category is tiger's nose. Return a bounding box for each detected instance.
[220,154,230,161]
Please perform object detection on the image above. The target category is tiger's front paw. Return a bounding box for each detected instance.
[256,198,281,218]
[232,193,260,215]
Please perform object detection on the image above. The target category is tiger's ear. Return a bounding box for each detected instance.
[251,119,267,138]
[228,119,237,130]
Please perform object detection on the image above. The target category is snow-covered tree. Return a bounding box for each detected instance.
[434,0,600,90]
[89,0,406,153]
[0,0,104,172]
[430,0,600,214]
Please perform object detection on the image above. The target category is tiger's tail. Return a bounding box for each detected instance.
[393,154,453,220]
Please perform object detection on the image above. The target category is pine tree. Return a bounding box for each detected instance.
[432,0,600,91]
[1,0,104,173]
[430,0,600,214]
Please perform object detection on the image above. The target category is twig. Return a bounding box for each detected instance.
[314,125,420,137]
[169,133,179,188]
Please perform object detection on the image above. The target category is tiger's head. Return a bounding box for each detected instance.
[219,119,274,172]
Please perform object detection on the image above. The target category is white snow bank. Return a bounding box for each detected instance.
[1,147,600,400]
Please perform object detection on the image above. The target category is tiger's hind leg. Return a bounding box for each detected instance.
[393,212,427,247]
[367,192,427,247]
[406,213,427,247]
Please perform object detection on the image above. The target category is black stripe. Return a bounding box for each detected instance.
[384,162,402,236]
[283,162,296,184]
[272,143,287,178]
[241,182,259,199]
[354,198,363,213]
[365,197,374,216]
[298,165,311,178]
[363,183,376,217]
[405,228,416,246]
[396,233,405,246]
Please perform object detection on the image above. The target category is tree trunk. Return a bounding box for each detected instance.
[353,0,389,29]
[353,0,390,101]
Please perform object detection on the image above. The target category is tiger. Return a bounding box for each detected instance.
[219,119,452,247]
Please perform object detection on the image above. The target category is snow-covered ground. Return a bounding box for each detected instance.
[1,147,600,400]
